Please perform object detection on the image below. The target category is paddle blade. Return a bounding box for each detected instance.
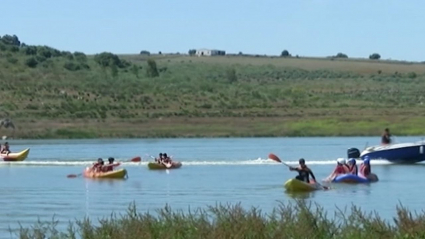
[268,153,282,163]
[67,174,78,178]
[131,156,141,162]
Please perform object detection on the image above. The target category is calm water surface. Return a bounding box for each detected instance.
[1,137,425,238]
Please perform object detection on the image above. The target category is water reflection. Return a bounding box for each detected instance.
[285,191,314,200]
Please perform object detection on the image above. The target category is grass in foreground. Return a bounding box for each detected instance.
[13,201,425,239]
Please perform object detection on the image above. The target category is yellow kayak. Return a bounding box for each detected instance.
[284,178,324,192]
[1,148,30,162]
[83,168,127,179]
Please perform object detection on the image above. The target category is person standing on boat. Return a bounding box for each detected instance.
[289,158,317,183]
[381,128,392,145]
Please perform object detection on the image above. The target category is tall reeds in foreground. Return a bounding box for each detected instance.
[12,200,425,239]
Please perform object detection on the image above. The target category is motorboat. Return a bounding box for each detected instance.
[347,141,425,164]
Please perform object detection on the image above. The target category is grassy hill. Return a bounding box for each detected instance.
[1,34,425,139]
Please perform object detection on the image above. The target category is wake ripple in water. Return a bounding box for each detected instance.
[0,158,394,167]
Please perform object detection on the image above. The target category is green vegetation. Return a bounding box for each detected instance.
[13,201,425,239]
[1,34,425,138]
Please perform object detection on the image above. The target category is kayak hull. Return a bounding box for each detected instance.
[83,168,127,179]
[333,173,379,183]
[148,162,182,170]
[284,178,322,192]
[1,148,30,161]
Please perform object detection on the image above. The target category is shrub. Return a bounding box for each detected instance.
[25,57,38,68]
[369,53,381,60]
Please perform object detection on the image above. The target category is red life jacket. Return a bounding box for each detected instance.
[335,165,345,174]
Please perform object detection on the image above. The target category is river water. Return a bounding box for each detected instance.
[1,137,424,238]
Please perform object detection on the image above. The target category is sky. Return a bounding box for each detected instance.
[1,0,425,61]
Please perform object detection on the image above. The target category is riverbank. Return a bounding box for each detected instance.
[5,113,425,139]
[2,35,425,139]
[14,201,424,239]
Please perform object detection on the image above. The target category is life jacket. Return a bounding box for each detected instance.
[297,166,311,182]
[334,165,345,174]
[349,165,358,175]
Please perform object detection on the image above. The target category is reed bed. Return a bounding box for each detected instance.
[13,200,425,239]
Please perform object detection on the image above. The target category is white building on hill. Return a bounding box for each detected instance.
[196,49,226,56]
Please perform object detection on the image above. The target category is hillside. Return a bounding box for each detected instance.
[1,34,425,139]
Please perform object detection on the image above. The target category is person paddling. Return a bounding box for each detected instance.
[103,157,120,172]
[163,153,172,164]
[155,153,163,164]
[289,158,317,183]
[92,158,104,172]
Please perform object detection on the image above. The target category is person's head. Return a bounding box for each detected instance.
[348,158,356,166]
[4,142,8,146]
[337,158,346,166]
[97,158,103,163]
[159,153,163,158]
[164,153,168,158]
[299,158,306,168]
[363,156,370,165]
[108,157,115,163]
[384,128,390,134]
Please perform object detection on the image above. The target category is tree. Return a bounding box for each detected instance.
[0,34,20,46]
[369,53,381,60]
[146,59,159,77]
[74,52,87,62]
[281,50,290,57]
[140,50,150,55]
[335,53,348,58]
[188,49,196,56]
[94,52,123,68]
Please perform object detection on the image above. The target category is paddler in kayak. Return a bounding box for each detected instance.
[92,158,104,172]
[347,158,358,175]
[155,153,164,163]
[323,158,349,182]
[162,153,172,165]
[289,158,317,183]
[103,157,121,172]
[0,142,11,155]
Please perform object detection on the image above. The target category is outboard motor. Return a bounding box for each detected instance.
[347,148,360,159]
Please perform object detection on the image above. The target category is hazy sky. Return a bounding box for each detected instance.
[1,0,424,61]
